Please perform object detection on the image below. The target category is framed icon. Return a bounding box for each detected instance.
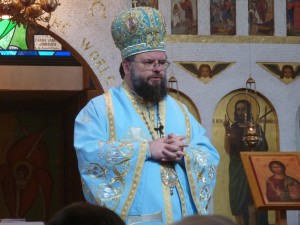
[241,152,300,210]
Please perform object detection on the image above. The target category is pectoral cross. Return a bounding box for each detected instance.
[154,123,164,137]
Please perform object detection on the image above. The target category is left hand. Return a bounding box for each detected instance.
[161,133,187,161]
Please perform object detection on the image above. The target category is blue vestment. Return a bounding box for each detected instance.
[74,82,220,224]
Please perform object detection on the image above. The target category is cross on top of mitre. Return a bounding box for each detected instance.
[132,0,138,7]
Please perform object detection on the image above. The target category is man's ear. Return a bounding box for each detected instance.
[122,60,131,75]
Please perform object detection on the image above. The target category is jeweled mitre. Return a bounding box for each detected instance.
[111,7,166,59]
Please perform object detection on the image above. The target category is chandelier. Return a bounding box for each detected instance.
[0,0,60,28]
[242,77,263,150]
[168,74,179,100]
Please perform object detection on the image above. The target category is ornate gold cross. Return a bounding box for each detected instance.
[132,0,138,7]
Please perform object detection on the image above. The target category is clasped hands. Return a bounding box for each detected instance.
[149,133,187,162]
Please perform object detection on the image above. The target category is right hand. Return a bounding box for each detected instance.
[223,114,230,130]
[149,133,187,162]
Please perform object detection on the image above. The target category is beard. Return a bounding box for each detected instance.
[236,114,246,123]
[130,67,168,103]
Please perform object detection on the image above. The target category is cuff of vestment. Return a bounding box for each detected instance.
[146,142,152,159]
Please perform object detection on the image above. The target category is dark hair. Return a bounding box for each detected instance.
[120,55,136,79]
[125,55,136,62]
[46,202,125,225]
[119,63,125,79]
[269,160,286,174]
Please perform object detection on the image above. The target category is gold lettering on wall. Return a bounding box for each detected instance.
[97,65,109,75]
[47,14,115,86]
[95,58,106,69]
[82,38,115,85]
[50,18,70,34]
[89,51,100,60]
[104,76,115,85]
[82,39,94,51]
[90,0,107,18]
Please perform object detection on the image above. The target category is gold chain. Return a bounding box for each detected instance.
[122,82,179,195]
[122,82,161,139]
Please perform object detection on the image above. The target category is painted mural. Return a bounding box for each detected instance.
[0,110,64,220]
[213,89,279,225]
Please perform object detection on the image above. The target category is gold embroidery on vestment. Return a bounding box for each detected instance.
[104,90,148,220]
[121,82,190,220]
[105,91,116,141]
[120,142,147,221]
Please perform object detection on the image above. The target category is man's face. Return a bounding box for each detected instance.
[235,102,247,122]
[129,51,168,103]
[271,164,283,175]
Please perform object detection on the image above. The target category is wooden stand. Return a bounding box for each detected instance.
[240,152,300,225]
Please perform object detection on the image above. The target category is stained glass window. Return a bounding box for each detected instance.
[0,20,72,58]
